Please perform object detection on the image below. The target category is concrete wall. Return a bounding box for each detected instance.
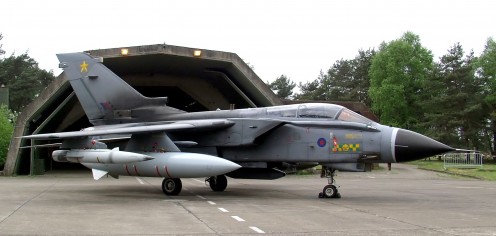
[2,74,69,176]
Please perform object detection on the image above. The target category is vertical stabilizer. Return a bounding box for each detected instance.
[57,53,183,125]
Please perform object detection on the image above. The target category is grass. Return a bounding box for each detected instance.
[408,160,496,181]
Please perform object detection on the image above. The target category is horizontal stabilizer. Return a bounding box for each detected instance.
[92,169,108,180]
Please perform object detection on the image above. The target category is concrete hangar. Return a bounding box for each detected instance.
[2,44,377,176]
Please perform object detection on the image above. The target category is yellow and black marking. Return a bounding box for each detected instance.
[332,144,360,152]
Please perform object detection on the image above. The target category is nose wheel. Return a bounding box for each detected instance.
[318,168,341,199]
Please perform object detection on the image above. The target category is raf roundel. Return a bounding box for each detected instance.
[317,138,327,147]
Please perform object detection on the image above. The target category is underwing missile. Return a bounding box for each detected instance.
[82,152,241,179]
[52,148,154,164]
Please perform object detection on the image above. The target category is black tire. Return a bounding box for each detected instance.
[162,178,182,195]
[209,175,228,192]
[322,185,338,198]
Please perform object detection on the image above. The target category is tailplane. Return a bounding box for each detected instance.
[57,53,184,125]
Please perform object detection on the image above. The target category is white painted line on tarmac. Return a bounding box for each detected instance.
[192,178,204,184]
[207,201,216,205]
[367,176,376,179]
[136,177,144,185]
[455,186,483,189]
[250,226,265,234]
[196,195,207,200]
[231,216,245,222]
[218,208,229,213]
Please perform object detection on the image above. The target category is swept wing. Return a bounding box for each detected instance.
[22,119,234,140]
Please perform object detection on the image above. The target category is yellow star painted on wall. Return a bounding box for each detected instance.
[80,61,88,72]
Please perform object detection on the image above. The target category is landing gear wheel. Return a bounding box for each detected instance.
[209,175,228,192]
[322,185,338,198]
[318,167,341,199]
[162,178,182,195]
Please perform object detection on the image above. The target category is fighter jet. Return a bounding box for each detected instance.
[22,53,454,198]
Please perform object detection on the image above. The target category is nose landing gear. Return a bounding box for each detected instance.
[318,168,341,199]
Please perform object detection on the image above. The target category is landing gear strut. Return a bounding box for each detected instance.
[318,168,341,199]
[162,178,182,195]
[206,175,228,192]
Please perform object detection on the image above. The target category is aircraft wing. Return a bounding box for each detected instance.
[22,119,234,140]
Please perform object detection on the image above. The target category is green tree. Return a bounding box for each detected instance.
[326,49,376,106]
[422,43,485,149]
[0,105,13,169]
[351,49,376,107]
[267,75,296,99]
[295,49,375,104]
[326,59,354,101]
[0,53,56,112]
[369,32,434,130]
[295,71,329,100]
[476,37,496,155]
[0,33,5,56]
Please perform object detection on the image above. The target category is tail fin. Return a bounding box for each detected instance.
[57,53,183,125]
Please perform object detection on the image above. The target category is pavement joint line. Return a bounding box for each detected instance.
[250,226,265,234]
[175,201,219,234]
[231,216,245,222]
[196,195,207,200]
[330,201,439,233]
[218,208,229,212]
[0,180,58,225]
[207,201,216,205]
[135,177,144,185]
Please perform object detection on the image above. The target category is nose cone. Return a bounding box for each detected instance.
[208,158,242,174]
[395,129,454,162]
[165,152,241,178]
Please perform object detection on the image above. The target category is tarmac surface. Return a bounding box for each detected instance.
[1,164,495,235]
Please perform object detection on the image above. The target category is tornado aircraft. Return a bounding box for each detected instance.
[22,52,454,198]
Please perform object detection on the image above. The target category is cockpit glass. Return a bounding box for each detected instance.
[265,104,372,123]
[266,105,298,118]
[337,108,372,124]
[297,104,340,119]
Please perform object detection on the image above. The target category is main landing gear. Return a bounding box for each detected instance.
[206,175,228,192]
[161,175,229,196]
[162,178,182,195]
[318,167,341,199]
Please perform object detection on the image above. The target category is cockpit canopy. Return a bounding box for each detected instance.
[265,103,373,124]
